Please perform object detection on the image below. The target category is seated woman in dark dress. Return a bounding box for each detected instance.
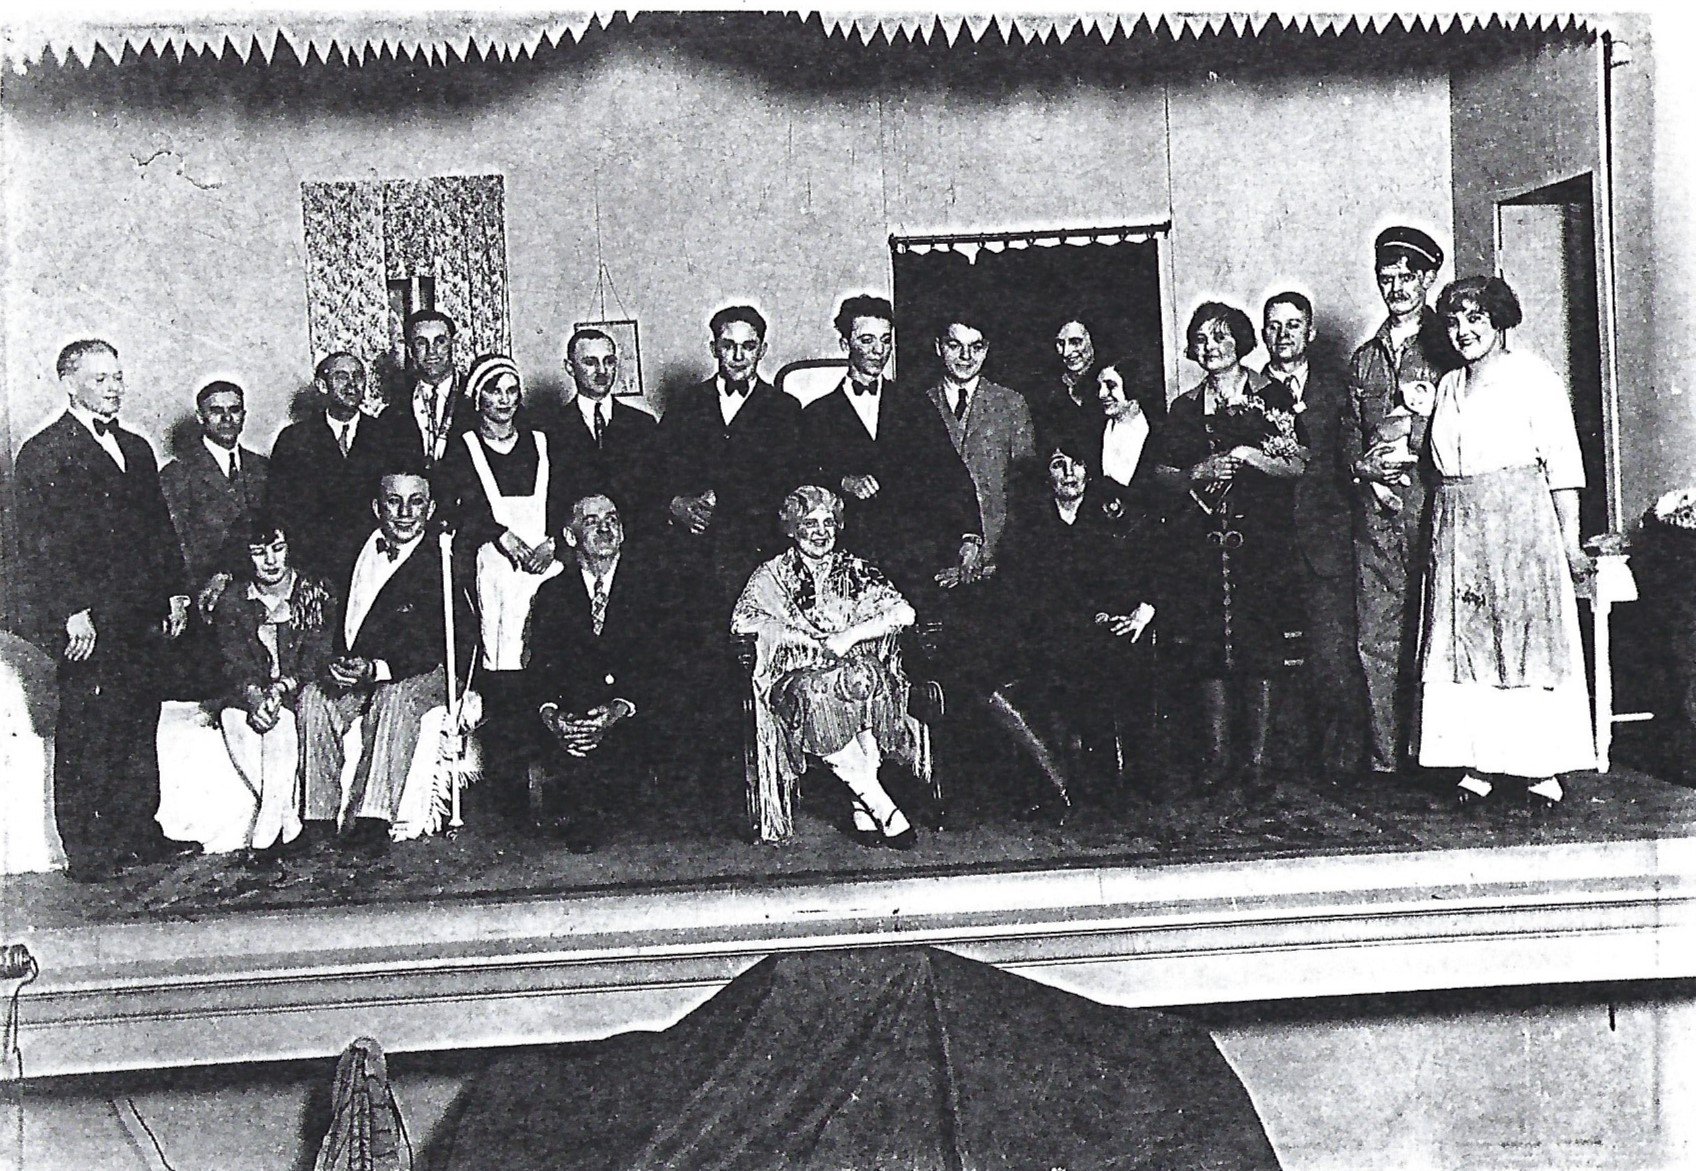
[211,512,339,867]
[1160,302,1307,798]
[999,420,1167,818]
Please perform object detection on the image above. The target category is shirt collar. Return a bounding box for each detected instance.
[576,393,613,424]
[945,375,981,401]
[203,435,239,472]
[717,373,758,397]
[580,553,620,587]
[844,373,882,396]
[1267,360,1308,390]
[67,403,117,436]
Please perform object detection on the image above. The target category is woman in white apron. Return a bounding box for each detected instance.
[1418,276,1595,807]
[441,355,567,825]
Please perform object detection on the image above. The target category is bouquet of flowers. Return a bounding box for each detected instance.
[1195,383,1303,516]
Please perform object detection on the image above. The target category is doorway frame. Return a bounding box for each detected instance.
[1492,170,1622,532]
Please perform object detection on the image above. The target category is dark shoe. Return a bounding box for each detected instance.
[132,838,202,865]
[295,820,338,853]
[243,845,286,871]
[67,856,121,883]
[338,817,392,858]
[881,826,918,851]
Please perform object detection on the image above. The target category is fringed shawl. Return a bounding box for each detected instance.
[731,549,913,842]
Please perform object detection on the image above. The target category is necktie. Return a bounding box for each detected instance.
[337,422,352,456]
[92,416,115,437]
[952,389,968,420]
[227,454,240,483]
[376,537,401,562]
[594,401,607,449]
[591,576,608,637]
[725,379,750,399]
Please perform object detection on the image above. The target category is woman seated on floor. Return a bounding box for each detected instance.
[211,512,338,867]
[731,485,919,848]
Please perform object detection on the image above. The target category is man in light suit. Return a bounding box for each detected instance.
[15,339,195,881]
[295,466,474,858]
[269,351,382,581]
[1262,292,1367,783]
[161,379,269,696]
[925,311,1037,566]
[527,494,673,852]
[367,310,472,471]
[554,326,659,533]
[802,294,983,606]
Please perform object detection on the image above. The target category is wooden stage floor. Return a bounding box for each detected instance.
[9,759,1696,931]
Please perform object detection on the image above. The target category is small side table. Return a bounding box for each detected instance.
[1591,551,1643,773]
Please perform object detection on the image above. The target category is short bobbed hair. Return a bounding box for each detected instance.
[1435,275,1524,331]
[1185,302,1257,364]
[778,485,844,537]
[242,510,291,554]
[1095,353,1167,423]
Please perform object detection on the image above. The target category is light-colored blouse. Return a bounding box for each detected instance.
[1429,347,1585,489]
[1100,410,1151,487]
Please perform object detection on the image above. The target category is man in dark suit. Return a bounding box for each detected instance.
[367,309,472,471]
[1026,317,1102,455]
[1263,292,1367,783]
[269,351,383,581]
[802,295,983,606]
[554,326,659,533]
[15,339,195,881]
[527,493,670,852]
[924,312,1037,566]
[654,304,804,800]
[655,304,805,611]
[295,467,474,858]
[160,379,270,697]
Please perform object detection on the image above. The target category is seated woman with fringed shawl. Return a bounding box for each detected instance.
[731,485,919,848]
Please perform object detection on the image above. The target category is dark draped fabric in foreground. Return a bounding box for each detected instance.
[440,947,1281,1170]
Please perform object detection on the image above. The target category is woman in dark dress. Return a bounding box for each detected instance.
[1161,303,1306,796]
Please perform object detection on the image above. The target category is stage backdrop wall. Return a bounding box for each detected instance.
[0,22,1452,476]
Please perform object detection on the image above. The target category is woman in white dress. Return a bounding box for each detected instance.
[1419,276,1595,806]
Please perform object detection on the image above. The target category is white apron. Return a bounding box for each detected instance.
[465,431,563,671]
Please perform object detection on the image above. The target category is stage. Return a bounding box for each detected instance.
[7,765,1696,1079]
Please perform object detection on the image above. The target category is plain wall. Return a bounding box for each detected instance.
[0,20,1451,463]
[1449,13,1696,525]
[11,980,1695,1171]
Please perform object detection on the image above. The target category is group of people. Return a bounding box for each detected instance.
[13,222,1597,881]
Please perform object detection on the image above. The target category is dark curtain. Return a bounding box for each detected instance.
[893,238,1164,396]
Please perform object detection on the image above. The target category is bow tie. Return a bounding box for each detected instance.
[723,379,751,399]
[91,416,116,437]
[376,536,403,562]
[849,380,879,397]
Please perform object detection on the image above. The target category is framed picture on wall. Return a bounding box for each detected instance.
[573,318,644,398]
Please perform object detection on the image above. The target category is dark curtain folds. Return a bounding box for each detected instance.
[439,947,1281,1171]
[893,238,1165,397]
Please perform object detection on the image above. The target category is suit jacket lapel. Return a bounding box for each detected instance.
[928,384,967,455]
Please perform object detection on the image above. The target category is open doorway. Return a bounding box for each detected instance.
[1496,174,1610,540]
[889,226,1166,398]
